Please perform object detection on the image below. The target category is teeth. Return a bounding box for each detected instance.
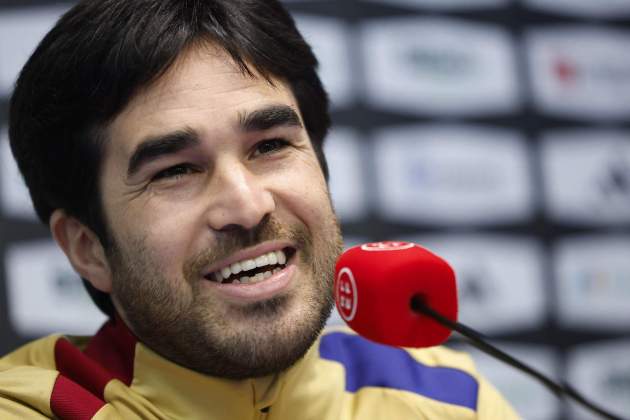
[230,261,242,275]
[255,255,269,268]
[242,259,256,271]
[209,249,288,283]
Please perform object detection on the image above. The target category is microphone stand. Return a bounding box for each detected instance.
[410,295,626,420]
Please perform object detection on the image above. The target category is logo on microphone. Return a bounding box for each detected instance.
[361,241,415,252]
[336,267,358,322]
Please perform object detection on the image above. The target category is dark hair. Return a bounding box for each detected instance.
[9,0,330,317]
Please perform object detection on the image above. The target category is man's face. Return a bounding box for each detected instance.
[99,44,343,379]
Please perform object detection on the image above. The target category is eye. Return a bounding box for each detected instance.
[253,138,290,157]
[151,164,197,182]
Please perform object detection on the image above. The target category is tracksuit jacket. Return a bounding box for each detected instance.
[0,318,519,419]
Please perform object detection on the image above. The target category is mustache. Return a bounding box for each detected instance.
[185,215,311,276]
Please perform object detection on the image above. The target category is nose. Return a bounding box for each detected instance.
[205,160,275,231]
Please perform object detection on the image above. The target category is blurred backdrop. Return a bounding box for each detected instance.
[1,1,629,419]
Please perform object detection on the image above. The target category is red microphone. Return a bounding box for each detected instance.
[334,242,626,420]
[334,241,458,348]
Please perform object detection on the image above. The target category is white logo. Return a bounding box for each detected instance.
[541,130,630,225]
[324,129,366,222]
[360,241,415,252]
[336,267,358,322]
[527,27,630,120]
[5,240,106,335]
[369,0,507,10]
[463,343,560,419]
[407,234,546,333]
[294,15,353,108]
[568,340,630,419]
[362,17,519,116]
[0,130,36,219]
[0,6,69,96]
[555,235,630,329]
[524,0,630,19]
[374,125,534,225]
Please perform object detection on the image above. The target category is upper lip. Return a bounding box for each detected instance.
[201,240,295,277]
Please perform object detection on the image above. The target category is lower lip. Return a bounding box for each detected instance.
[203,264,296,303]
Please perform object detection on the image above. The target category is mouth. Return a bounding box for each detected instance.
[204,247,296,285]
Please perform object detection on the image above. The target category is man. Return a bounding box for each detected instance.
[1,0,519,418]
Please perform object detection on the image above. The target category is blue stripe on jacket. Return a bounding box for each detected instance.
[319,332,478,411]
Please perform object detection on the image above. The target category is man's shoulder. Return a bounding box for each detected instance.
[317,327,520,419]
[0,334,63,371]
[319,326,478,375]
[318,327,480,406]
[0,335,65,420]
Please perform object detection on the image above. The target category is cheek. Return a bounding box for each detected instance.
[116,204,202,273]
[274,162,334,227]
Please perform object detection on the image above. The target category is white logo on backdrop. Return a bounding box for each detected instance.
[541,130,630,225]
[456,343,560,420]
[567,340,630,420]
[324,129,367,222]
[293,15,354,108]
[367,0,508,10]
[5,240,107,335]
[524,0,630,19]
[0,6,70,96]
[374,125,534,225]
[554,236,630,330]
[361,17,519,116]
[526,27,630,120]
[0,130,36,219]
[406,234,546,333]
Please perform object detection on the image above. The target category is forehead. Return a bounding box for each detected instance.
[106,44,299,155]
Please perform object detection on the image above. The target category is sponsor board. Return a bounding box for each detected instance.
[541,130,630,225]
[524,0,630,19]
[405,234,546,333]
[0,6,69,96]
[374,125,534,225]
[5,240,107,335]
[567,340,630,420]
[367,0,508,10]
[453,342,560,420]
[361,17,519,116]
[554,235,630,330]
[526,27,630,120]
[324,129,367,221]
[293,15,354,108]
[0,129,36,219]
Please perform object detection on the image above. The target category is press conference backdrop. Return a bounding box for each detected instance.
[1,1,629,419]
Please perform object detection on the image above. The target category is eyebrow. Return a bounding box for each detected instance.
[127,128,199,177]
[238,105,303,132]
[126,105,302,177]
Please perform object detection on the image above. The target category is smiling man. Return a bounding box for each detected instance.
[85,45,343,380]
[1,1,519,419]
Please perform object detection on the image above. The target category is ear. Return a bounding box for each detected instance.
[49,209,113,293]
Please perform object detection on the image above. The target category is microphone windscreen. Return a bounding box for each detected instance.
[334,241,458,348]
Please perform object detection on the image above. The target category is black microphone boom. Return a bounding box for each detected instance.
[410,296,626,420]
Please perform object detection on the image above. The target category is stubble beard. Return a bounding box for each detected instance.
[107,214,343,379]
